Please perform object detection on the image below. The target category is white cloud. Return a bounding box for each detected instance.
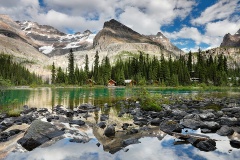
[205,19,240,37]
[164,27,203,45]
[0,0,196,34]
[164,26,223,50]
[192,0,239,25]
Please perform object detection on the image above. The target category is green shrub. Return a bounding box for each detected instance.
[138,87,162,112]
[7,109,21,117]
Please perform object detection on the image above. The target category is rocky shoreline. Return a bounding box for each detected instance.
[1,97,240,158]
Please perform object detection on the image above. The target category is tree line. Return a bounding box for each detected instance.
[51,49,240,86]
[0,54,42,86]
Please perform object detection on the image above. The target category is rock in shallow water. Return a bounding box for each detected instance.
[195,139,216,151]
[104,125,115,137]
[180,119,205,130]
[17,120,64,151]
[122,138,140,147]
[216,125,234,136]
[159,120,182,134]
[230,140,240,149]
[69,120,85,126]
[98,121,106,129]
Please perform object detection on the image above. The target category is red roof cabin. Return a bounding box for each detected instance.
[108,79,116,87]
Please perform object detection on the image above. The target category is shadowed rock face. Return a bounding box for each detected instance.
[17,120,64,151]
[220,29,240,47]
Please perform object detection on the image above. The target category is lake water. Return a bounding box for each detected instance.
[1,87,240,160]
[1,87,239,110]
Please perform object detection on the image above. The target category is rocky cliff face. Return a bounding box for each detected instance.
[198,47,240,68]
[148,32,183,55]
[93,19,183,58]
[220,29,240,47]
[17,21,95,55]
[0,15,50,78]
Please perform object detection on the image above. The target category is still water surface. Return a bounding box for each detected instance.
[1,87,240,160]
[1,87,239,109]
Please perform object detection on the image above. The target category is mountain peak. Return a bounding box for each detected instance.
[103,19,140,35]
[220,28,240,47]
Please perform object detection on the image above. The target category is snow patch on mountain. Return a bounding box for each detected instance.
[39,45,55,54]
[17,20,95,55]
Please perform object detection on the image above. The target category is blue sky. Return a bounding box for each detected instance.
[0,0,239,52]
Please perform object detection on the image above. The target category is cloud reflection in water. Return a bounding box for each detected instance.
[6,132,240,160]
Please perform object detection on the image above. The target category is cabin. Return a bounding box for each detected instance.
[87,79,96,87]
[124,79,136,86]
[108,79,116,86]
[190,77,200,82]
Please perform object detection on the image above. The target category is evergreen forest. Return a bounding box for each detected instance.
[52,49,240,87]
[0,54,42,86]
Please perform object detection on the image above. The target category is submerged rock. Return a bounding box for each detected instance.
[69,120,85,126]
[122,138,140,147]
[17,120,64,151]
[104,125,115,137]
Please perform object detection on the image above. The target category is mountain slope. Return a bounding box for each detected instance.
[93,19,183,57]
[0,14,50,78]
[17,21,95,56]
[220,29,240,47]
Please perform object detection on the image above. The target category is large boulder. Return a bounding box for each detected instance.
[203,121,221,132]
[230,140,240,149]
[199,112,215,120]
[183,114,201,121]
[180,119,205,130]
[216,125,234,136]
[171,109,187,120]
[150,118,162,126]
[173,133,216,151]
[104,125,115,137]
[220,117,240,126]
[17,120,64,151]
[195,139,216,151]
[159,120,182,134]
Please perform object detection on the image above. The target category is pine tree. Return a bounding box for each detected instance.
[68,49,75,84]
[84,54,89,78]
[93,51,99,83]
[51,62,56,84]
[187,51,192,73]
[56,67,65,84]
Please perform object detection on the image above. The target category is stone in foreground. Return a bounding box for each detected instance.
[104,125,115,137]
[216,125,234,136]
[17,120,64,151]
[159,120,182,134]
